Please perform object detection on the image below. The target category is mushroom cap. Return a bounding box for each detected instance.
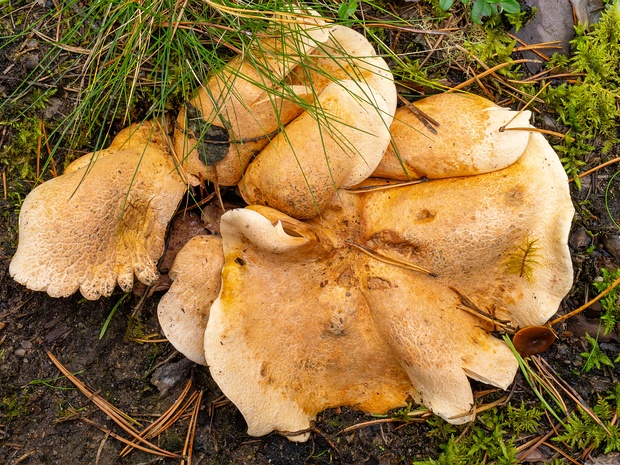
[512,326,557,357]
[290,24,397,125]
[373,93,533,180]
[239,79,392,219]
[9,122,187,300]
[203,132,573,438]
[173,12,330,186]
[364,132,574,329]
[65,123,162,174]
[157,235,224,365]
[205,206,417,441]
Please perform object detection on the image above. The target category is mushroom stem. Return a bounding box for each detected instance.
[345,241,437,277]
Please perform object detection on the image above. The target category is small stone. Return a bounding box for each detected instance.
[569,227,592,250]
[21,54,40,71]
[21,340,33,350]
[514,0,575,73]
[0,322,6,331]
[602,235,620,262]
[15,349,27,357]
[586,452,620,465]
[151,358,193,396]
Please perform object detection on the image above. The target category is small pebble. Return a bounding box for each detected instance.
[0,322,6,331]
[21,340,33,350]
[21,54,40,71]
[569,227,592,250]
[15,348,26,357]
[602,235,620,262]
[586,452,620,465]
[151,358,193,396]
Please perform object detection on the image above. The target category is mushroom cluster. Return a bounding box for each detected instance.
[10,11,574,442]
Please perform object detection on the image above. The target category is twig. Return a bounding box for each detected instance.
[516,428,555,461]
[39,119,57,177]
[46,352,177,457]
[120,380,193,457]
[509,73,586,84]
[10,451,35,465]
[76,414,178,458]
[533,356,611,435]
[502,127,573,141]
[570,156,620,182]
[507,33,552,62]
[541,441,581,465]
[95,432,110,465]
[338,418,404,435]
[498,82,550,132]
[420,16,453,67]
[36,118,42,181]
[346,241,437,277]
[346,179,426,193]
[550,273,620,326]
[397,94,439,134]
[181,390,203,465]
[449,59,536,91]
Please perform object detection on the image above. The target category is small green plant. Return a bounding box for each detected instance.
[439,0,520,24]
[414,409,519,465]
[555,386,620,453]
[506,401,544,434]
[99,292,130,339]
[504,237,540,280]
[0,394,31,421]
[580,333,616,372]
[543,5,620,184]
[593,268,620,334]
[27,372,84,390]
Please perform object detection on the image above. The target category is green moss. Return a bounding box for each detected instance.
[415,408,521,465]
[554,384,620,453]
[543,5,620,182]
[0,394,31,421]
[593,268,620,334]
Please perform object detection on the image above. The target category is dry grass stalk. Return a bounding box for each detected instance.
[532,356,611,435]
[181,390,203,465]
[346,241,437,277]
[542,440,582,465]
[550,273,620,326]
[569,155,620,182]
[75,413,178,458]
[120,379,193,457]
[47,351,178,458]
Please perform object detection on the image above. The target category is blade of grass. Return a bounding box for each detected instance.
[99,292,130,339]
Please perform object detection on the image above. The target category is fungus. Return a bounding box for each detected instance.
[10,121,187,300]
[173,11,331,186]
[198,128,573,438]
[239,79,392,219]
[8,12,574,445]
[157,235,224,365]
[239,25,397,219]
[373,93,533,180]
[512,326,557,357]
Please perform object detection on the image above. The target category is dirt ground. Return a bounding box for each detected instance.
[2,1,620,464]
